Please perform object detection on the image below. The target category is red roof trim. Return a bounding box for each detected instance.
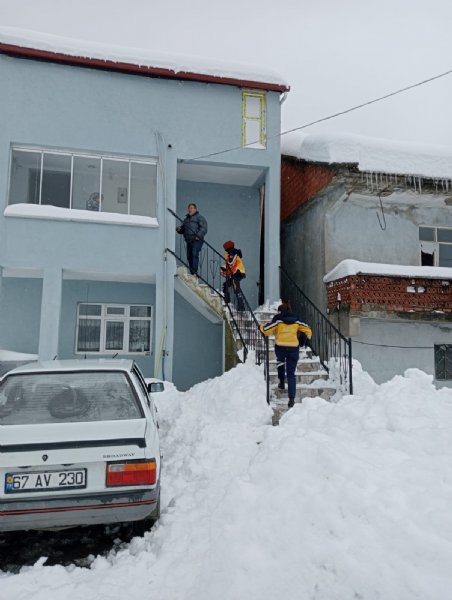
[0,42,290,92]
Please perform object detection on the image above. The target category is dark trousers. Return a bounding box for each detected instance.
[223,274,245,310]
[275,346,299,400]
[186,239,203,275]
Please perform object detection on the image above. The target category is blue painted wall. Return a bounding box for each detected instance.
[0,54,281,275]
[173,292,223,390]
[58,280,156,376]
[0,53,283,380]
[0,277,42,353]
[177,181,261,306]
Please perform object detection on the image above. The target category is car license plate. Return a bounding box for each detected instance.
[5,469,87,493]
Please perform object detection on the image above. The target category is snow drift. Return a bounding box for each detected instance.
[2,362,452,599]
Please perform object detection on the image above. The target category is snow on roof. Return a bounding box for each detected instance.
[0,26,288,92]
[324,259,452,283]
[282,132,452,180]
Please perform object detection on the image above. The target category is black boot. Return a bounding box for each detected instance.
[278,380,285,390]
[288,398,295,408]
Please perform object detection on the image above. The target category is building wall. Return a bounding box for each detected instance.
[0,277,42,353]
[58,280,156,376]
[177,181,261,306]
[282,177,452,311]
[0,54,283,380]
[324,191,452,274]
[281,159,334,221]
[0,54,281,278]
[281,184,340,309]
[173,292,223,390]
[353,318,452,388]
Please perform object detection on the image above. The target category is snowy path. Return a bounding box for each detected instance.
[3,362,452,599]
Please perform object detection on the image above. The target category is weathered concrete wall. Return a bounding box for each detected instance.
[281,183,344,310]
[324,191,452,274]
[352,318,452,387]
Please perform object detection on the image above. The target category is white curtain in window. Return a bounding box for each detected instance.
[105,321,124,350]
[77,319,101,352]
[129,320,150,352]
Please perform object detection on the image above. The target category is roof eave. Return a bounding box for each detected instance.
[0,42,290,93]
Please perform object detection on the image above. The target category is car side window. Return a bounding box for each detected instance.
[132,366,148,399]
[132,366,156,422]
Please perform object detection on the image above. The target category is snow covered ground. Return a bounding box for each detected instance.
[3,361,452,599]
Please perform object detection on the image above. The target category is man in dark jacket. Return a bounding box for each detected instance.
[176,203,208,275]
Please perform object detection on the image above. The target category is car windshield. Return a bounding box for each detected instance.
[0,371,142,425]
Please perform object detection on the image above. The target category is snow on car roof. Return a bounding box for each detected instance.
[282,131,452,180]
[4,358,135,375]
[0,26,289,92]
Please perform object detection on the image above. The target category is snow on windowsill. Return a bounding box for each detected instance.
[4,204,159,228]
[324,259,452,283]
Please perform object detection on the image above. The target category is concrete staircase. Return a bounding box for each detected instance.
[174,267,337,423]
[176,266,224,318]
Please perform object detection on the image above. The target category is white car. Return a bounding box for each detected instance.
[0,359,161,532]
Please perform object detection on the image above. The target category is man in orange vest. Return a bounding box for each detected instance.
[221,240,246,311]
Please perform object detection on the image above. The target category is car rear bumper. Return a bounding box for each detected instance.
[0,484,160,532]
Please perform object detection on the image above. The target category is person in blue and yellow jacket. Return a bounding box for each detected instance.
[221,240,246,311]
[260,301,312,408]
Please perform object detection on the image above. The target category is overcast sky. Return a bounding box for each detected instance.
[1,0,451,146]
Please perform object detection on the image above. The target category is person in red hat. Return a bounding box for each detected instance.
[221,240,246,311]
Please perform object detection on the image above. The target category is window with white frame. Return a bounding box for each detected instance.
[76,303,152,355]
[8,148,158,218]
[419,226,452,267]
[242,91,266,149]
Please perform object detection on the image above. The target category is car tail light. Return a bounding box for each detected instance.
[106,460,156,487]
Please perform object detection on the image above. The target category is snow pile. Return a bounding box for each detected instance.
[0,349,37,361]
[282,131,452,180]
[4,362,452,598]
[0,26,287,88]
[324,258,452,282]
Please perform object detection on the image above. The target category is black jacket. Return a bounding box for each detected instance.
[178,211,208,243]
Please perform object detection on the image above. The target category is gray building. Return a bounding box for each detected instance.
[0,31,288,390]
[281,133,452,386]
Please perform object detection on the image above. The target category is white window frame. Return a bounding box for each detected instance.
[241,91,267,149]
[75,303,153,356]
[419,226,452,267]
[8,146,158,218]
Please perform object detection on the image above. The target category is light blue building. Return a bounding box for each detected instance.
[0,32,288,389]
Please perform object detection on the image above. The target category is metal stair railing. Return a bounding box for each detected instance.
[167,208,270,403]
[279,266,353,395]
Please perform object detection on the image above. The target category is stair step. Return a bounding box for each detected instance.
[269,372,328,385]
[269,359,321,373]
[272,385,336,401]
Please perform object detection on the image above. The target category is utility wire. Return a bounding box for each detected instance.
[354,340,433,349]
[183,67,452,162]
